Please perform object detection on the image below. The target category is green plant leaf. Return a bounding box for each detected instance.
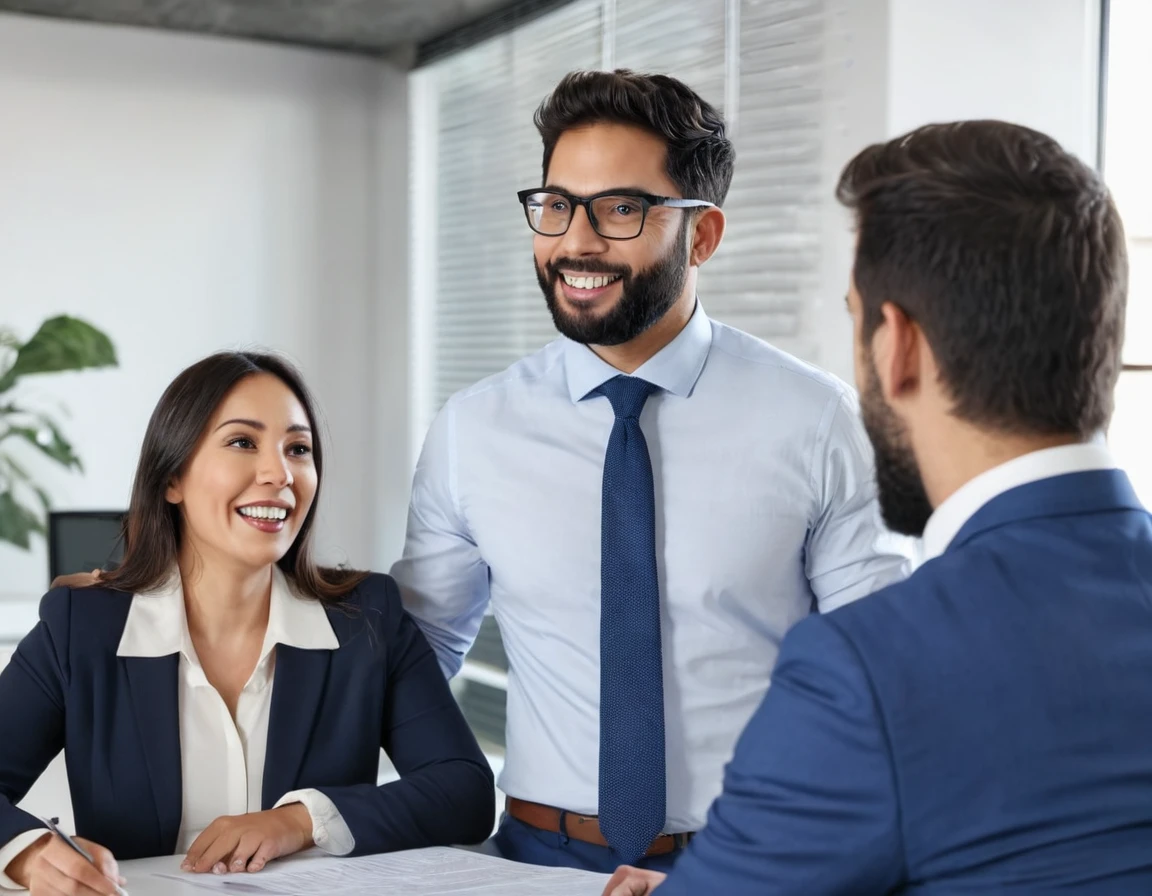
[0,453,52,511]
[0,489,45,550]
[0,316,117,393]
[5,422,83,471]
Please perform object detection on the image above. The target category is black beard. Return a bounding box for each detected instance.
[860,363,935,537]
[536,218,690,346]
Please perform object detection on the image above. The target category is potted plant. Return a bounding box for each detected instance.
[0,316,117,549]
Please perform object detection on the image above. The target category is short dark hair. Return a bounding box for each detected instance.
[837,120,1128,439]
[100,351,369,602]
[534,69,735,207]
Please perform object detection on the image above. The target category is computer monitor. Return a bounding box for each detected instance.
[46,511,126,586]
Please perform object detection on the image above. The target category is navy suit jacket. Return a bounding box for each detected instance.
[660,470,1152,894]
[0,573,494,860]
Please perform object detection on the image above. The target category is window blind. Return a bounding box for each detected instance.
[416,0,603,413]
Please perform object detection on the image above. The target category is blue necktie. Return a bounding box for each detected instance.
[594,374,666,865]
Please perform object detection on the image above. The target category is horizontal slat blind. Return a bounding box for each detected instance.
[707,0,827,358]
[424,0,603,411]
[611,0,728,109]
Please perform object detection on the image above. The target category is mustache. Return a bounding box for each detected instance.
[545,258,631,280]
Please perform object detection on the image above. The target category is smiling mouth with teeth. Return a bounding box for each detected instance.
[238,505,289,521]
[561,273,623,290]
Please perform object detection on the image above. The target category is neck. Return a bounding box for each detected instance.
[918,423,1084,509]
[178,545,272,645]
[591,291,695,374]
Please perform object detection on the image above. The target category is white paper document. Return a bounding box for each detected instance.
[152,847,610,895]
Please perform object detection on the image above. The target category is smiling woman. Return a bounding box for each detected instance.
[0,351,495,894]
[99,353,361,603]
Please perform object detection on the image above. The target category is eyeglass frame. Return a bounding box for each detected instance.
[516,188,716,240]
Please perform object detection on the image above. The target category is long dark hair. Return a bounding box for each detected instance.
[99,351,370,602]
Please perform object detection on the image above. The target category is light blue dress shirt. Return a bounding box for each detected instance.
[391,301,911,832]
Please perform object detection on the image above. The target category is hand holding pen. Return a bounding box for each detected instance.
[4,817,128,896]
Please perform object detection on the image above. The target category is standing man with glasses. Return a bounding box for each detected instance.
[391,69,911,874]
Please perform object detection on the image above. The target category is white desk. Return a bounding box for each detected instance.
[114,854,205,895]
[117,847,609,895]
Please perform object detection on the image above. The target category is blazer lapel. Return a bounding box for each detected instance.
[262,645,332,809]
[122,654,183,854]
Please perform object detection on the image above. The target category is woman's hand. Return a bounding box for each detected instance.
[7,833,125,895]
[182,804,314,875]
[602,865,668,896]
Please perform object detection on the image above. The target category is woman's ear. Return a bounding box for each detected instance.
[165,479,183,505]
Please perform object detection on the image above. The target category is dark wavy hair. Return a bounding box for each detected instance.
[837,120,1127,439]
[99,351,369,602]
[535,69,735,207]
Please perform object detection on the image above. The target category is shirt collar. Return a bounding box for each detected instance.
[921,441,1118,561]
[562,299,713,403]
[116,565,339,659]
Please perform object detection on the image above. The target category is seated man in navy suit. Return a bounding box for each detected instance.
[605,120,1152,894]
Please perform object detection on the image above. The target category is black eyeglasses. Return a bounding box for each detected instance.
[516,189,715,240]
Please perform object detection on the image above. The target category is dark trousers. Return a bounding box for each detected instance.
[486,814,685,875]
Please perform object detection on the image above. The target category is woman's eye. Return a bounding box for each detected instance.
[228,437,256,450]
[288,444,313,457]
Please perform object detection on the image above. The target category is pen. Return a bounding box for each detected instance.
[43,816,129,896]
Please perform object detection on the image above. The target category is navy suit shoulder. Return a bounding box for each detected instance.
[661,471,1152,894]
[321,572,404,642]
[808,481,1152,890]
[36,583,131,636]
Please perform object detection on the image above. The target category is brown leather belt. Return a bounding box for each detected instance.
[506,798,694,857]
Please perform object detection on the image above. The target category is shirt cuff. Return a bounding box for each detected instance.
[0,829,52,891]
[274,790,355,856]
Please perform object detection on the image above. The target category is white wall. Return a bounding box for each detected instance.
[0,13,412,604]
[810,0,1101,387]
[887,0,1101,162]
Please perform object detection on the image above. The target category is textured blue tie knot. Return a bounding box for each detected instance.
[596,375,660,420]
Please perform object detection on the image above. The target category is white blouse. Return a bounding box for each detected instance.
[0,568,354,889]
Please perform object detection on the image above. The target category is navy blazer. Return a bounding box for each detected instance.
[0,573,495,860]
[659,470,1152,894]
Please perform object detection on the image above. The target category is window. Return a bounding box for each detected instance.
[1101,0,1152,504]
[411,0,834,751]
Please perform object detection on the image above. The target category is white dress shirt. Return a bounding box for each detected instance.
[392,300,913,832]
[0,567,353,890]
[921,442,1119,561]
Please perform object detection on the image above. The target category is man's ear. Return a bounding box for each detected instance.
[871,301,922,404]
[689,207,725,266]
